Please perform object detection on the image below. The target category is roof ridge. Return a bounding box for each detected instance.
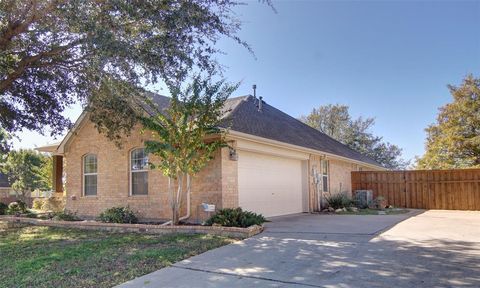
[230,97,383,168]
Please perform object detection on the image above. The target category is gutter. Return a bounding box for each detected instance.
[226,129,386,171]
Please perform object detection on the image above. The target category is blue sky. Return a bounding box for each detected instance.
[13,0,480,162]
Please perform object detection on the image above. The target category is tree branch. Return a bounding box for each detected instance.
[0,0,62,50]
[0,40,83,93]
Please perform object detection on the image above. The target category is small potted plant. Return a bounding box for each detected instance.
[374,196,387,210]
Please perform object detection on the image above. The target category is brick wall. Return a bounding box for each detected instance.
[64,121,233,222]
[63,118,377,219]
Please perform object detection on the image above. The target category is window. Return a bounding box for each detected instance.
[83,154,97,196]
[321,160,329,192]
[130,148,148,195]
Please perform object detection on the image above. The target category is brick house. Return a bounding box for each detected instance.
[38,94,384,222]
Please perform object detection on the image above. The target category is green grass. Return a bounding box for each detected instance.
[0,226,237,288]
[336,208,410,215]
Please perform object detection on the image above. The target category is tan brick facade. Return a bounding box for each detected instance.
[63,120,378,220]
[64,121,236,222]
[308,155,369,211]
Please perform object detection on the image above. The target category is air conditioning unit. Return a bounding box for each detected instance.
[354,190,373,208]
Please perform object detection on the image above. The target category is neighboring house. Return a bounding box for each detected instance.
[0,172,14,204]
[38,95,384,221]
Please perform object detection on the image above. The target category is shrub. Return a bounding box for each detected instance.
[6,201,28,215]
[370,196,387,210]
[32,198,45,210]
[98,207,138,224]
[24,210,38,218]
[0,202,7,215]
[205,208,267,228]
[52,210,81,221]
[325,193,353,210]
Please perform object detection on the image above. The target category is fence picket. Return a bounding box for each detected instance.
[351,169,480,210]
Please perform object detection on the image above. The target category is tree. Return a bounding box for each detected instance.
[141,77,237,225]
[0,0,258,140]
[0,128,10,159]
[416,75,480,169]
[0,149,51,201]
[301,104,409,169]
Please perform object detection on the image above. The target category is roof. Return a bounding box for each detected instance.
[0,173,10,188]
[219,95,382,167]
[39,93,383,168]
[148,94,382,167]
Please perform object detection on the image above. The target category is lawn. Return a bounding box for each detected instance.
[0,225,237,288]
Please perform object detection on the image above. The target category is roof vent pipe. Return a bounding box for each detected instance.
[258,96,263,112]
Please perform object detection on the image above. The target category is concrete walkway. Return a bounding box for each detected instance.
[117,210,480,288]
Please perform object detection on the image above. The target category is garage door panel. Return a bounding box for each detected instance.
[238,150,304,217]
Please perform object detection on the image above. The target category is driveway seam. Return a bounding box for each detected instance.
[171,265,324,287]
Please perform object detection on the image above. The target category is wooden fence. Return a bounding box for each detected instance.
[351,169,480,210]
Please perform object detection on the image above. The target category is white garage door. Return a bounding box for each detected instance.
[238,150,305,217]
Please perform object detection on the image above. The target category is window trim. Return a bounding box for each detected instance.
[82,154,98,197]
[129,148,149,196]
[321,159,329,193]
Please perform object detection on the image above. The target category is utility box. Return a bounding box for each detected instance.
[201,203,216,212]
[354,190,373,208]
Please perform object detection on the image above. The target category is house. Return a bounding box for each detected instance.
[0,172,14,204]
[37,94,384,221]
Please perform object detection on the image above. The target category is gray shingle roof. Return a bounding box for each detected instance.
[148,94,382,167]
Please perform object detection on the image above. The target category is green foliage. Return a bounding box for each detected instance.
[416,75,480,169]
[0,0,257,140]
[142,77,238,224]
[0,128,10,159]
[0,226,234,288]
[32,198,44,210]
[0,149,51,200]
[6,201,28,215]
[24,210,38,218]
[300,104,409,169]
[205,208,267,228]
[98,207,138,224]
[52,210,81,222]
[325,193,353,210]
[0,202,7,215]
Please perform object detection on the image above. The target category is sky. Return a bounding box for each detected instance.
[12,0,480,162]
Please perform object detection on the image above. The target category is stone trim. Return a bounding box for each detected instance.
[0,216,263,238]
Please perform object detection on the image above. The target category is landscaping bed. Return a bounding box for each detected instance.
[0,225,237,288]
[327,207,410,215]
[0,216,263,238]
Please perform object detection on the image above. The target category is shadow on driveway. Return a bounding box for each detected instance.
[118,210,480,288]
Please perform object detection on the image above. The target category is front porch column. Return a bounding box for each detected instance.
[52,155,63,194]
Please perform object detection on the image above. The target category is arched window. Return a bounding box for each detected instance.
[83,154,97,196]
[130,148,148,195]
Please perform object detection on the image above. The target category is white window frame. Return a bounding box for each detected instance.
[130,148,148,196]
[82,154,97,196]
[321,159,329,193]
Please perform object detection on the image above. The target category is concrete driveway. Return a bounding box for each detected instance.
[118,210,480,287]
